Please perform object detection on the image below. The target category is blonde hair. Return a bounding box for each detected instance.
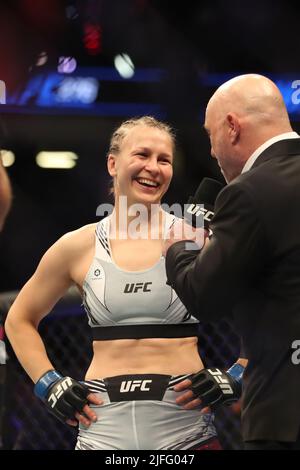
[108,116,176,156]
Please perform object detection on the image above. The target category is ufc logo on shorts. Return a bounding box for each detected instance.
[120,379,152,393]
[48,377,73,408]
[207,368,234,395]
[186,204,214,222]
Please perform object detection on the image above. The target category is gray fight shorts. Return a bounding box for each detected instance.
[75,374,217,450]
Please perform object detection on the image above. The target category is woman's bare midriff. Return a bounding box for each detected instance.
[85,336,204,379]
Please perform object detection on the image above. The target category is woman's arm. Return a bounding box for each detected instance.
[5,234,73,382]
[5,231,102,426]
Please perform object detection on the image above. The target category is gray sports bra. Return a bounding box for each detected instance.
[82,211,199,340]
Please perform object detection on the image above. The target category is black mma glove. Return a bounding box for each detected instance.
[190,363,244,410]
[34,370,89,424]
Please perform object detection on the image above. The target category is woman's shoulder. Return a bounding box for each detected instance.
[56,222,98,255]
[63,222,97,239]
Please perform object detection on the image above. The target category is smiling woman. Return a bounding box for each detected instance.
[5,116,221,450]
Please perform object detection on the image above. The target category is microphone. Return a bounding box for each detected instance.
[185,178,224,231]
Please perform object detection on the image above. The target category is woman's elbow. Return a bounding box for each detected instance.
[4,309,19,338]
[4,307,34,339]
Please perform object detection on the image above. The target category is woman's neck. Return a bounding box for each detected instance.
[110,199,164,241]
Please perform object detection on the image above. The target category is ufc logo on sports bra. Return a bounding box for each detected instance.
[186,204,214,222]
[124,282,152,293]
[120,379,152,393]
[207,368,234,395]
[48,377,73,408]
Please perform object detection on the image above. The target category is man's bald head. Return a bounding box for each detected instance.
[208,74,291,129]
[204,74,293,182]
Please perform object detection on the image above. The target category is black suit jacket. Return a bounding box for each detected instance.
[166,138,300,442]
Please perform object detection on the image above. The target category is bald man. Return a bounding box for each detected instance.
[164,74,300,450]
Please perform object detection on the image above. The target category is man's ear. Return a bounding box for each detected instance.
[226,113,240,144]
[107,153,117,176]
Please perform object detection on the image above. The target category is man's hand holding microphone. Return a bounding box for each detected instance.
[162,178,223,256]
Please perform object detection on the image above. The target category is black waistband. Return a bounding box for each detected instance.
[85,374,176,401]
[91,323,199,340]
[109,374,170,401]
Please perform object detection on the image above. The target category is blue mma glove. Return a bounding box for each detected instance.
[189,363,244,409]
[34,370,89,424]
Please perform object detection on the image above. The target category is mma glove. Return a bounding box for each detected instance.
[189,363,244,410]
[34,370,89,424]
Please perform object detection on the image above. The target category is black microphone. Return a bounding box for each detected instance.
[185,178,224,231]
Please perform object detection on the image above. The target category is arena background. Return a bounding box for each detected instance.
[0,0,299,450]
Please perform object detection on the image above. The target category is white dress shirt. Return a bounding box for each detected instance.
[241,131,300,174]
